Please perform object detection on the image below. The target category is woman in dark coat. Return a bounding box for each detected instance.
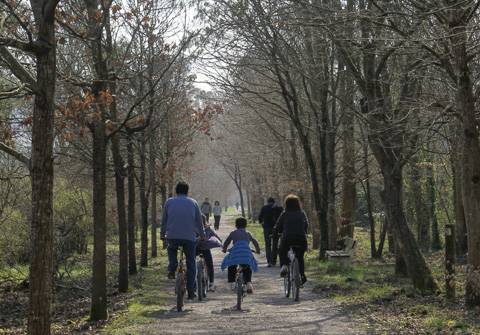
[275,194,308,284]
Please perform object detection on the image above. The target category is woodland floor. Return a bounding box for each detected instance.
[1,213,480,334]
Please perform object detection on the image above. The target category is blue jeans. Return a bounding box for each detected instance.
[167,239,197,294]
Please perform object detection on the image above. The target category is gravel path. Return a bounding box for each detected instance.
[142,216,360,335]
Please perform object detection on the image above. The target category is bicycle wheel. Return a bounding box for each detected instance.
[291,258,300,302]
[197,260,204,301]
[202,266,208,297]
[236,274,243,310]
[284,270,291,298]
[176,273,185,312]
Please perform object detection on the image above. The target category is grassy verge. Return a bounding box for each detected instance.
[306,227,480,334]
[101,252,169,335]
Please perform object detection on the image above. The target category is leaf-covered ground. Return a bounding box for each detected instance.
[306,228,480,334]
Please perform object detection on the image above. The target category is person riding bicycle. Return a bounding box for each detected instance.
[221,217,261,294]
[161,181,206,300]
[275,194,308,285]
[196,215,222,291]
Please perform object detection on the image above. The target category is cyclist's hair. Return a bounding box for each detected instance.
[235,217,248,229]
[267,197,275,204]
[284,194,301,211]
[175,181,189,195]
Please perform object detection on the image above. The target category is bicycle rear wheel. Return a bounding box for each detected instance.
[291,258,300,302]
[197,259,205,301]
[202,266,208,297]
[236,275,243,310]
[284,271,291,298]
[176,273,185,311]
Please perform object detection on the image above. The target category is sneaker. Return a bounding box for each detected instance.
[267,263,272,268]
[280,265,288,277]
[167,272,175,280]
[208,282,216,291]
[301,275,307,285]
[187,292,197,300]
[246,282,253,294]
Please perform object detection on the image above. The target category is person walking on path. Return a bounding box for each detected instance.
[212,201,222,230]
[276,194,309,285]
[259,197,281,267]
[161,182,206,300]
[201,197,212,223]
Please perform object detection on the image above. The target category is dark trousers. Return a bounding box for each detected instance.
[279,235,307,278]
[227,265,252,283]
[214,215,221,230]
[263,227,279,265]
[203,212,210,223]
[167,239,197,294]
[196,248,214,283]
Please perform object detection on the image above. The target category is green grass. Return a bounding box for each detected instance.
[305,226,479,334]
[102,252,170,334]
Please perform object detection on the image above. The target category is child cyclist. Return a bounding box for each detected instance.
[221,217,261,294]
[196,215,222,291]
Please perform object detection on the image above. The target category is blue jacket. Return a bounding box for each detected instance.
[221,240,258,272]
[160,195,205,242]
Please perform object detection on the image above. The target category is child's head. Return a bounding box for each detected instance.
[235,217,248,229]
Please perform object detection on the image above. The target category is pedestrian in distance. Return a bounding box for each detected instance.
[213,200,222,230]
[201,197,212,223]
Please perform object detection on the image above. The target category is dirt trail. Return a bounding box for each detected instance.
[142,215,360,335]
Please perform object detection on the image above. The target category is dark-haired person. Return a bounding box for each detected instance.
[212,201,222,230]
[259,197,281,267]
[276,194,309,285]
[201,197,212,223]
[161,181,205,300]
[221,217,261,294]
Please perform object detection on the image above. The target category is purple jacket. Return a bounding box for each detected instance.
[197,226,222,250]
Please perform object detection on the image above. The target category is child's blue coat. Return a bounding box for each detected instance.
[221,240,258,272]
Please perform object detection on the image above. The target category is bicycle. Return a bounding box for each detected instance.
[234,264,249,310]
[231,249,257,311]
[175,246,187,312]
[283,246,301,302]
[196,253,209,301]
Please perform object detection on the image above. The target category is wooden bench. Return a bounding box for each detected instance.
[326,237,357,267]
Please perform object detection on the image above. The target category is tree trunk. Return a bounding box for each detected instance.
[382,166,437,291]
[246,188,252,220]
[300,136,328,259]
[127,135,137,274]
[451,23,480,307]
[452,137,468,255]
[426,163,441,250]
[340,76,356,239]
[85,0,109,321]
[149,131,157,258]
[139,132,148,267]
[90,118,108,320]
[109,78,128,292]
[410,157,430,251]
[28,3,57,332]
